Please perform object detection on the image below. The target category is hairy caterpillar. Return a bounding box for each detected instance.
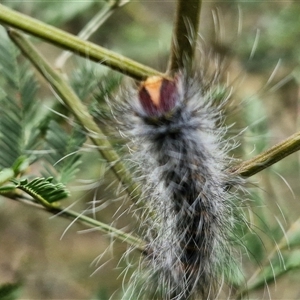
[112,71,243,300]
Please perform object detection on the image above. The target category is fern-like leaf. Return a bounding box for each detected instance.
[90,71,122,122]
[14,177,69,205]
[70,60,103,101]
[43,120,86,184]
[0,27,42,169]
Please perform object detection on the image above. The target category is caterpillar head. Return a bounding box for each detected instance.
[138,76,182,118]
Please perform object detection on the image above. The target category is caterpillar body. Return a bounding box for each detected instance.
[115,73,242,300]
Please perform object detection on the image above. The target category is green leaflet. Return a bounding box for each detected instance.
[14,177,69,205]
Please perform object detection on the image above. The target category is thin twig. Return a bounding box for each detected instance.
[9,195,145,251]
[233,131,300,177]
[8,29,141,204]
[55,0,130,69]
[0,4,164,81]
[168,0,202,74]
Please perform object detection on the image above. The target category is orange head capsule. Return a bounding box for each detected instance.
[138,76,179,117]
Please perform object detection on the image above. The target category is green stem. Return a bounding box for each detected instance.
[233,131,300,177]
[168,0,202,74]
[55,0,130,69]
[11,196,145,251]
[8,29,141,204]
[64,207,145,251]
[0,4,163,80]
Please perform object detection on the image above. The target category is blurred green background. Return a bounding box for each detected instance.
[1,0,300,299]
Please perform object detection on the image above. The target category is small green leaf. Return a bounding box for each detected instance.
[14,177,70,206]
[0,185,16,194]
